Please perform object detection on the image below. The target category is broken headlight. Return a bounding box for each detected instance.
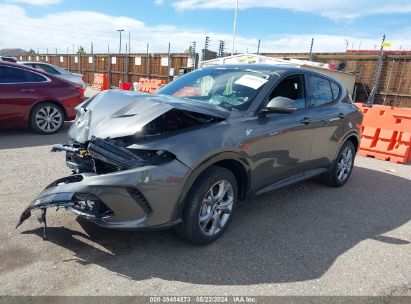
[128,149,176,166]
[68,109,92,143]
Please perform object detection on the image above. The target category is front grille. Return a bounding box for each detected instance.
[88,137,144,170]
[126,187,153,215]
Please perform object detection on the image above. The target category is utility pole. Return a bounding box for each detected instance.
[77,45,81,74]
[167,42,171,82]
[91,42,95,81]
[125,43,129,83]
[190,41,196,68]
[218,40,226,58]
[128,31,131,54]
[308,38,314,61]
[231,0,239,56]
[203,36,210,61]
[107,44,111,87]
[146,43,150,78]
[67,47,69,70]
[367,34,386,106]
[117,29,125,53]
[257,39,261,54]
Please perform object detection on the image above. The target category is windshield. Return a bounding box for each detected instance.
[157,68,272,111]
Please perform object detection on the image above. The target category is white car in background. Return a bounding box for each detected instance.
[20,61,86,88]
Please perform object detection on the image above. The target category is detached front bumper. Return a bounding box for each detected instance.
[17,159,190,230]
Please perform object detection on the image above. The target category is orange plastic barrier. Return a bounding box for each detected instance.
[92,73,109,91]
[138,78,165,94]
[355,103,411,164]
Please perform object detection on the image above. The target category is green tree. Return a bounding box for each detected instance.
[76,46,86,55]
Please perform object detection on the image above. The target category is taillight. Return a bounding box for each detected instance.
[77,87,85,96]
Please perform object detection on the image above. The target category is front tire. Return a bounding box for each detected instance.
[322,141,356,187]
[175,166,238,245]
[30,102,64,134]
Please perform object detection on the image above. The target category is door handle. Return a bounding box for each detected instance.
[300,117,312,125]
[338,113,345,119]
[21,89,35,92]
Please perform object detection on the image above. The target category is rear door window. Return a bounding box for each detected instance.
[307,76,333,107]
[0,66,47,83]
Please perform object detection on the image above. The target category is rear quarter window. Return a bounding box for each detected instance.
[331,81,340,100]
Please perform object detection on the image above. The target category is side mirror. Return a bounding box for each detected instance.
[263,96,298,113]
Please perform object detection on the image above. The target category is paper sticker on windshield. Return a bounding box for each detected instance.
[234,75,268,90]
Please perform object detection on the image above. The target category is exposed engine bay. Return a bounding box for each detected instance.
[54,108,221,174]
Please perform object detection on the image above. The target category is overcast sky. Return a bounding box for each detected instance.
[1,0,411,54]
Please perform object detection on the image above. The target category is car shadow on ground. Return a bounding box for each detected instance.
[22,166,411,285]
[0,123,71,150]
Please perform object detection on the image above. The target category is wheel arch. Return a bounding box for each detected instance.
[334,130,361,160]
[346,133,359,152]
[27,100,67,125]
[172,152,251,221]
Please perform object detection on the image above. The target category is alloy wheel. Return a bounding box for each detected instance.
[198,180,234,236]
[35,106,63,133]
[337,146,353,182]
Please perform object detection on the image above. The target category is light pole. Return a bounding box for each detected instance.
[117,29,125,53]
[128,31,131,54]
[231,0,239,56]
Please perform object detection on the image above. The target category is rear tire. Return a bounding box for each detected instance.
[322,141,356,187]
[30,102,64,134]
[175,166,238,245]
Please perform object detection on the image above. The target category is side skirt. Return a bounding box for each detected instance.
[256,168,328,196]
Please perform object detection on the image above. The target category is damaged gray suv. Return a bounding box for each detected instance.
[17,65,362,244]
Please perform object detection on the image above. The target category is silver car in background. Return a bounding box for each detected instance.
[20,61,86,88]
[0,56,17,63]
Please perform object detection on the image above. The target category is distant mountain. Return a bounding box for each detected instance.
[0,48,31,57]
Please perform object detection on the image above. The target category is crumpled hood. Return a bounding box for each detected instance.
[68,90,229,143]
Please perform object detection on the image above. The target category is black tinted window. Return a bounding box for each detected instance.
[0,66,47,83]
[29,72,48,82]
[270,75,306,109]
[2,57,17,63]
[307,76,333,107]
[36,64,59,75]
[331,81,340,100]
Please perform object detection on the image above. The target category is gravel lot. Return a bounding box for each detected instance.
[0,125,410,296]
